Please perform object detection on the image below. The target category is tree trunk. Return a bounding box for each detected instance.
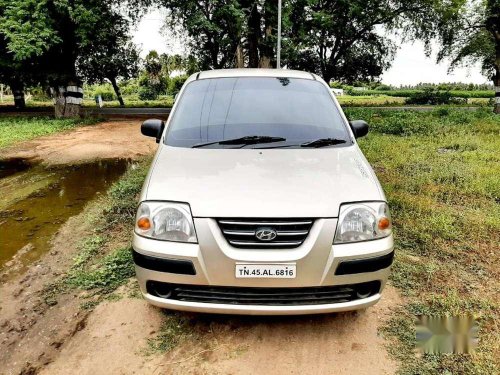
[259,0,277,68]
[235,44,245,68]
[10,81,25,109]
[494,74,500,114]
[54,83,83,118]
[246,2,261,68]
[259,26,273,68]
[110,77,124,106]
[494,43,500,114]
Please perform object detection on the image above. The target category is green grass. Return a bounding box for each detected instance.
[0,95,174,108]
[0,116,101,149]
[146,311,195,354]
[338,95,491,107]
[344,108,500,374]
[346,89,494,99]
[66,247,136,293]
[337,95,407,106]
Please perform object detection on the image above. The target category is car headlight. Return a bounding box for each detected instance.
[334,202,391,244]
[135,201,197,243]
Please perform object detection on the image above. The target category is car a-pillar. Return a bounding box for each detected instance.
[54,83,84,118]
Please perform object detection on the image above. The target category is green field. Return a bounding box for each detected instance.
[0,95,175,109]
[0,93,492,109]
[345,108,500,373]
[346,89,494,99]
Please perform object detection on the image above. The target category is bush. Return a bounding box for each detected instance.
[138,73,167,100]
[93,86,115,101]
[375,84,392,91]
[138,86,159,101]
[168,75,188,95]
[405,88,454,105]
[120,79,140,96]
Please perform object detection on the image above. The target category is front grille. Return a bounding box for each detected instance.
[146,281,381,306]
[217,218,314,249]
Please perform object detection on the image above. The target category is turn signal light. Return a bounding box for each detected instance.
[378,217,391,230]
[137,217,152,231]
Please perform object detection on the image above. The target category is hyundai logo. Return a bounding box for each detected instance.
[255,228,277,241]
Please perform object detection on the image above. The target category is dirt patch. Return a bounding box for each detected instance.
[0,120,156,166]
[158,286,401,375]
[28,286,401,375]
[0,206,97,375]
[40,297,164,375]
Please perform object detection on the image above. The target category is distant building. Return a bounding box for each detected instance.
[352,87,368,91]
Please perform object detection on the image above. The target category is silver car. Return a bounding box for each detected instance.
[133,69,394,315]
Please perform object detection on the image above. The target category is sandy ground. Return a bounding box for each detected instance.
[0,120,156,165]
[0,121,402,375]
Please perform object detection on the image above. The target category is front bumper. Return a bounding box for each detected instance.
[133,218,394,315]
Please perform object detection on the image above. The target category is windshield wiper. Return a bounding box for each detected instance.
[192,135,286,148]
[300,138,346,148]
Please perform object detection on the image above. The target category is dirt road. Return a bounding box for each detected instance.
[0,120,401,375]
[0,120,157,165]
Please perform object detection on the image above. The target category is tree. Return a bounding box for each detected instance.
[0,35,25,108]
[161,0,244,69]
[0,5,39,108]
[283,0,440,83]
[0,0,145,115]
[418,0,500,113]
[160,0,283,69]
[77,14,140,106]
[139,51,168,100]
[160,0,435,83]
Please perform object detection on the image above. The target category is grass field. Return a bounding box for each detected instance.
[0,95,175,108]
[0,94,491,108]
[0,116,101,149]
[337,95,491,107]
[337,95,407,106]
[345,108,500,374]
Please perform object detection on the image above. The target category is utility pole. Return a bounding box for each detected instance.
[277,0,282,69]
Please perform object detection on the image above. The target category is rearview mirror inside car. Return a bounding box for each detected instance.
[349,120,369,138]
[141,119,165,143]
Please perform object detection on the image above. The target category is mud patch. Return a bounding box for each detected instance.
[0,159,130,278]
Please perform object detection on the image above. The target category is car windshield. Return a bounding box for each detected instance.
[164,77,351,148]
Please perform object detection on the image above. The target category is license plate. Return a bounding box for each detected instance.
[235,264,296,278]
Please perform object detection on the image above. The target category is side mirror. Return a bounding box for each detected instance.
[349,120,369,138]
[141,119,165,143]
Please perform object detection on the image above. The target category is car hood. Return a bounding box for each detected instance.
[144,145,384,218]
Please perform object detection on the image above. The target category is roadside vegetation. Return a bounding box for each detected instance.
[345,108,500,374]
[0,116,102,149]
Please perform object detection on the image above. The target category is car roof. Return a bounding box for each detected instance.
[186,68,318,83]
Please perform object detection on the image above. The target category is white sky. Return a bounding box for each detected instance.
[133,10,489,86]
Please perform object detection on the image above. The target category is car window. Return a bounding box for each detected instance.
[165,77,351,148]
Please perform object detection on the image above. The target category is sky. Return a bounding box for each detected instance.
[133,10,489,86]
